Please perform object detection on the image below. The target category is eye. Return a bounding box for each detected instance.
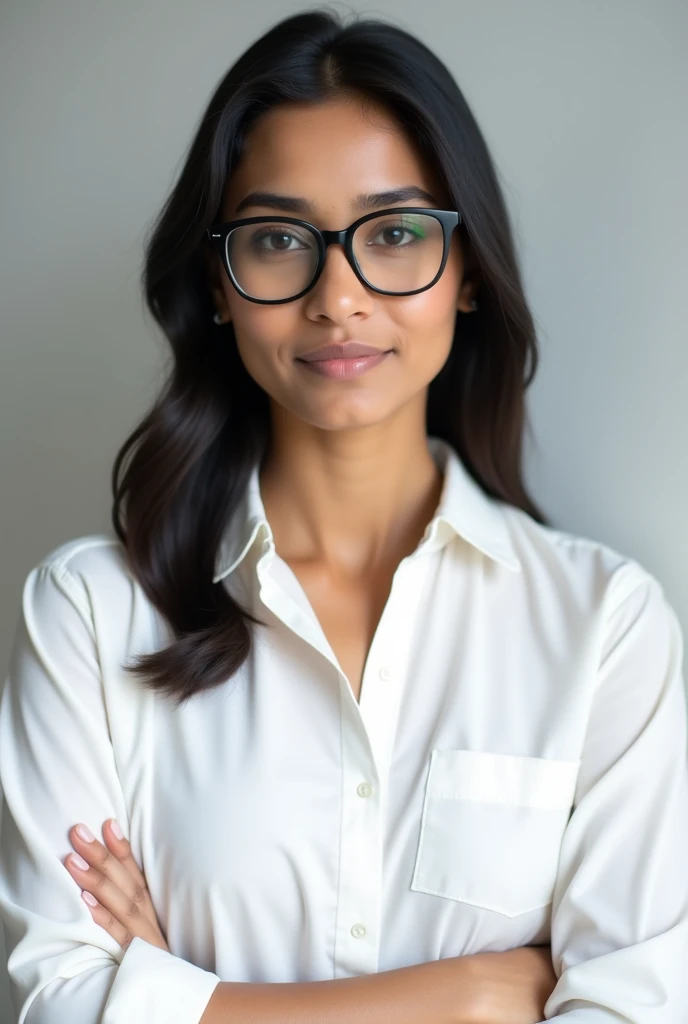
[250,227,312,253]
[363,219,429,250]
[375,224,422,246]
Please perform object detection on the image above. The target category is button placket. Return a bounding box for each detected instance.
[334,694,381,977]
[333,556,431,979]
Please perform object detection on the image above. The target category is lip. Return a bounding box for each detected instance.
[298,341,389,362]
[297,351,392,379]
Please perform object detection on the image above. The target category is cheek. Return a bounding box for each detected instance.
[391,284,459,372]
[228,306,296,389]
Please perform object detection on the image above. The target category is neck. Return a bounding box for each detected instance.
[258,405,443,579]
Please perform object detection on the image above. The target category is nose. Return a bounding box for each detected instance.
[302,242,375,322]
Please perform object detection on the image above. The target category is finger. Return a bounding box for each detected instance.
[101,820,151,897]
[80,890,133,950]
[65,825,151,923]
[100,820,164,935]
[64,847,147,937]
[68,823,146,902]
[100,820,170,953]
[66,822,165,946]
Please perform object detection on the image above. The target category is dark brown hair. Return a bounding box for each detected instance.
[112,6,549,708]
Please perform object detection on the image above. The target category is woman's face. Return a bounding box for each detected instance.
[207,93,477,432]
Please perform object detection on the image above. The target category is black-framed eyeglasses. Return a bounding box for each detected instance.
[206,207,461,304]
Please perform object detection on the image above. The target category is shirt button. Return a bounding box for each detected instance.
[378,666,391,680]
[351,923,367,938]
[357,782,373,798]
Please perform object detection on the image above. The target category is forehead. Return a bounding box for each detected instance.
[222,95,446,217]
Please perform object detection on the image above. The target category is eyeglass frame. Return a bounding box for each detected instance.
[205,206,462,305]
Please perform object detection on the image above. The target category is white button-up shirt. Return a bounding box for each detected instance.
[1,435,687,1024]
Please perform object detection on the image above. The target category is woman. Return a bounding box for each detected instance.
[1,8,687,1024]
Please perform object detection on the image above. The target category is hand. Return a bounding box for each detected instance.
[463,945,558,1024]
[63,818,169,953]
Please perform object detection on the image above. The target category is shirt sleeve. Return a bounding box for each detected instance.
[0,561,221,1024]
[540,563,688,1022]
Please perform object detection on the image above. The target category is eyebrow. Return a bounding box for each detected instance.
[233,185,439,217]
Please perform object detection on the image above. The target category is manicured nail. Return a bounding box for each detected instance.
[75,824,95,842]
[82,891,98,906]
[110,820,124,840]
[70,853,89,870]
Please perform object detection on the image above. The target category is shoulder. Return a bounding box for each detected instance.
[498,507,685,696]
[499,503,672,619]
[34,532,127,577]
[16,534,168,709]
[24,533,135,621]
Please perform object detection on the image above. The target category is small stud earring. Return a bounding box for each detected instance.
[213,312,224,325]
[469,298,478,312]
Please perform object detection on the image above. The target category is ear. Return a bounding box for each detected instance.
[457,273,480,313]
[202,241,231,324]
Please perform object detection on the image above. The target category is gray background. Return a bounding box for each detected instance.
[1,0,686,1015]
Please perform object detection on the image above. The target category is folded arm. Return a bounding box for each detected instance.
[539,563,688,1021]
[0,563,221,1024]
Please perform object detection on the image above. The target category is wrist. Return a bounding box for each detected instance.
[408,955,483,1024]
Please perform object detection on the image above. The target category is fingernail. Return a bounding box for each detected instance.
[75,824,95,843]
[111,820,124,840]
[82,891,98,906]
[70,853,89,870]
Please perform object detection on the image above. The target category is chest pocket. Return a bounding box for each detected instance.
[410,748,581,918]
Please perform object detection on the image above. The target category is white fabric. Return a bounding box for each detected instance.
[1,435,687,1023]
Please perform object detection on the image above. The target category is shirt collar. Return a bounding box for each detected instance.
[212,435,522,584]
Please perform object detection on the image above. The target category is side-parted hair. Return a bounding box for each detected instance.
[112,6,549,708]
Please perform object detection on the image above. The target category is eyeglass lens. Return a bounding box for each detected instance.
[225,212,445,300]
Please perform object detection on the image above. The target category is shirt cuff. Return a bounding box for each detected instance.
[101,937,221,1024]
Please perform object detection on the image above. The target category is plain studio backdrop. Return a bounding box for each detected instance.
[0,0,686,1014]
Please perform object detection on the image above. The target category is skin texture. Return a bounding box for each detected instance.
[63,94,559,1021]
[206,92,479,700]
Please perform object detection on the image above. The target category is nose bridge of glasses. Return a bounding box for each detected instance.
[320,227,351,248]
[316,227,361,285]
